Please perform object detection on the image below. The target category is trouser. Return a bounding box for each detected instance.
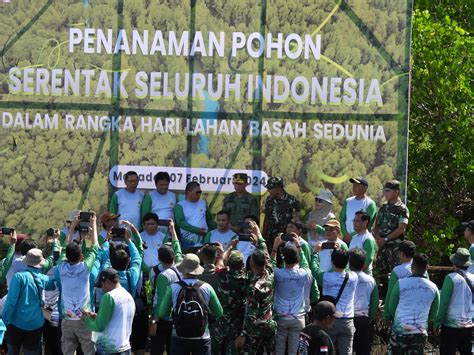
[439,326,473,355]
[170,336,211,355]
[243,320,277,354]
[353,316,371,354]
[61,319,95,355]
[376,240,401,300]
[43,321,62,355]
[130,305,148,351]
[150,319,173,355]
[388,332,427,355]
[97,350,131,355]
[327,318,355,355]
[275,317,306,355]
[6,324,42,355]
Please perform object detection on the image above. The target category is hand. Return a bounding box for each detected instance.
[376,237,386,247]
[197,228,207,236]
[90,211,97,224]
[229,239,239,249]
[168,219,175,229]
[9,230,17,245]
[148,322,157,337]
[273,234,283,250]
[334,242,341,249]
[81,310,96,321]
[249,233,258,245]
[433,325,441,336]
[124,229,131,242]
[290,232,300,245]
[314,242,323,253]
[214,242,225,254]
[234,335,246,348]
[248,221,262,238]
[70,216,80,228]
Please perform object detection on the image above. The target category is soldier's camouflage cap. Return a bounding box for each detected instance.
[265,176,284,189]
[228,250,244,269]
[232,173,248,184]
[384,180,401,190]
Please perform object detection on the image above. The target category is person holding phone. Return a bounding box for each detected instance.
[313,220,348,274]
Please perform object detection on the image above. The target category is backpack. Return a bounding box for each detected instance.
[172,280,209,337]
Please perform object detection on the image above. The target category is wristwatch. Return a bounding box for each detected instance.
[384,237,389,242]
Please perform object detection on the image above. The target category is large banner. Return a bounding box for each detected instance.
[0,0,413,235]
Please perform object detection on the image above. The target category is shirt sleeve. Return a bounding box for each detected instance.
[384,271,399,320]
[366,201,377,231]
[153,274,171,317]
[0,244,15,280]
[387,281,400,320]
[434,275,454,327]
[429,289,440,322]
[172,239,183,263]
[141,194,152,218]
[202,232,211,244]
[362,238,376,267]
[127,240,142,289]
[339,200,348,236]
[369,283,379,321]
[208,286,223,318]
[3,274,21,326]
[109,193,118,214]
[250,196,260,218]
[157,286,173,319]
[84,245,99,272]
[310,253,324,287]
[85,293,115,332]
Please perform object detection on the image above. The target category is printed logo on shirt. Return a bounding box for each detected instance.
[320,346,329,352]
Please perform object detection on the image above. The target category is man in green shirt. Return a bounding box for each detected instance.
[223,173,260,230]
[348,211,376,275]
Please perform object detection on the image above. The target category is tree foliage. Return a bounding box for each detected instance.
[407,4,473,261]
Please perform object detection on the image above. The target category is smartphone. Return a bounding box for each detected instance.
[157,219,171,227]
[238,234,252,242]
[321,241,336,250]
[236,221,251,230]
[1,227,14,235]
[53,250,60,263]
[111,227,126,238]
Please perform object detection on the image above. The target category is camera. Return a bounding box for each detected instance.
[46,228,55,237]
[281,233,294,242]
[111,227,126,239]
[1,227,14,235]
[236,221,251,230]
[157,219,171,227]
[79,212,92,222]
[78,222,90,234]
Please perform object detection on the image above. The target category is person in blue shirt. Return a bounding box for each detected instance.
[3,248,57,355]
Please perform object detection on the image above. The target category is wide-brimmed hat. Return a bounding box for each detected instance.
[100,211,120,225]
[316,190,333,204]
[323,219,341,229]
[176,254,204,276]
[450,248,471,268]
[22,248,45,268]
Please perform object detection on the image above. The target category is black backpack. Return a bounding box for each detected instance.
[172,280,209,337]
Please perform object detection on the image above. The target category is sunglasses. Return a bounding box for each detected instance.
[324,227,338,232]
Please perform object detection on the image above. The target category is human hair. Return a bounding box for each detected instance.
[217,210,231,219]
[143,212,159,224]
[110,249,131,271]
[331,248,349,269]
[66,243,82,263]
[412,253,429,272]
[287,219,304,231]
[154,172,171,183]
[251,249,266,268]
[124,171,138,181]
[185,181,200,194]
[20,239,37,256]
[355,210,370,225]
[282,246,299,265]
[200,244,218,264]
[244,214,260,225]
[348,248,366,271]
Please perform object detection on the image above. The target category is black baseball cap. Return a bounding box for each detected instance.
[349,176,368,187]
[94,268,119,287]
[313,301,342,320]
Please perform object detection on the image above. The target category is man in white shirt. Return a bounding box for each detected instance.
[141,172,177,232]
[141,212,170,273]
[348,211,376,275]
[339,177,376,244]
[202,210,238,251]
[83,268,135,355]
[110,171,144,230]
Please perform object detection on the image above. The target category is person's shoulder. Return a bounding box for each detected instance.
[223,192,236,201]
[345,196,356,203]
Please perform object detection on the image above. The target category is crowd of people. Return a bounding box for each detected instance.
[0,171,472,355]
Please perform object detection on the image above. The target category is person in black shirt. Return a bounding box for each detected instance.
[297,301,340,355]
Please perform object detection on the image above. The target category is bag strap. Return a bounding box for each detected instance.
[456,270,474,293]
[335,272,350,304]
[169,266,182,282]
[25,270,44,307]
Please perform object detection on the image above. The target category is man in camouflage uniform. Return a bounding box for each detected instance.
[212,251,248,355]
[234,240,276,354]
[373,180,409,299]
[223,173,260,229]
[263,177,300,248]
